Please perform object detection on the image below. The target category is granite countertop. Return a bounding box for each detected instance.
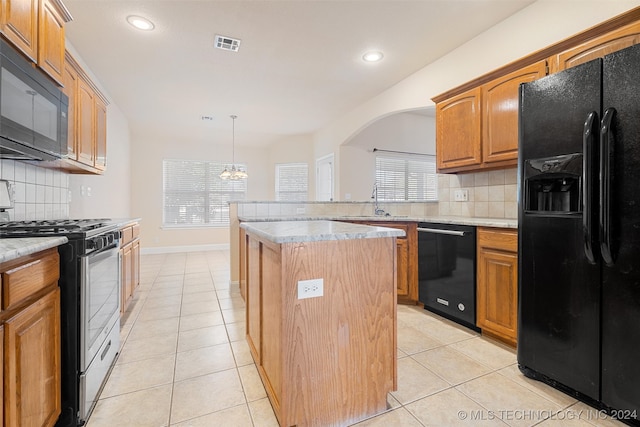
[238,215,517,229]
[0,237,68,264]
[240,220,405,244]
[111,217,142,228]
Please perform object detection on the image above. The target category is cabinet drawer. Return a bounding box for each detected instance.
[132,223,140,239]
[2,249,60,311]
[121,226,133,245]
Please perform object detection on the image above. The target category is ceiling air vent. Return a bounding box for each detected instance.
[215,35,241,52]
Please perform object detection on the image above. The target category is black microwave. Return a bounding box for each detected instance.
[0,39,68,161]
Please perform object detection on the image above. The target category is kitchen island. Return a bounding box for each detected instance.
[240,220,403,427]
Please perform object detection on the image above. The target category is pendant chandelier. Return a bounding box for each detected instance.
[219,114,247,180]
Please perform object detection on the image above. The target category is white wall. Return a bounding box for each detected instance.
[130,128,270,249]
[69,103,131,219]
[318,0,640,199]
[340,111,436,201]
[267,134,316,200]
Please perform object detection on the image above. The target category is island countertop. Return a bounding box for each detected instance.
[240,220,405,244]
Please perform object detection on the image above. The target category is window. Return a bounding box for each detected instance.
[163,159,247,227]
[275,163,308,201]
[375,153,438,201]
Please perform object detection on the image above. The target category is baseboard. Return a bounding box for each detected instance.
[141,243,230,255]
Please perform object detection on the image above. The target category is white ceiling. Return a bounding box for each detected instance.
[62,0,535,148]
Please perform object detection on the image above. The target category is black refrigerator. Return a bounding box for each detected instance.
[518,43,640,424]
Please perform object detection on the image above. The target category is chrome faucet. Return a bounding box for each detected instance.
[371,183,386,216]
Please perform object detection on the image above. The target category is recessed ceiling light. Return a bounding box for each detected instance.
[362,51,384,62]
[127,15,155,31]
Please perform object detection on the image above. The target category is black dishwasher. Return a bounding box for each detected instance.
[417,223,478,330]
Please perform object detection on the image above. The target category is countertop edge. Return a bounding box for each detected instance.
[237,215,517,229]
[241,220,405,244]
[0,236,69,264]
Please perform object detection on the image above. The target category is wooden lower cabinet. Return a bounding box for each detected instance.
[244,231,397,427]
[4,288,61,427]
[476,227,518,347]
[1,248,61,427]
[343,221,418,304]
[120,222,141,315]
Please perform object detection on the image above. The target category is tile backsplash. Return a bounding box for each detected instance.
[437,168,517,219]
[0,160,70,221]
[234,167,518,221]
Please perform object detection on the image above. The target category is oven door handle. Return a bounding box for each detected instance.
[417,227,468,237]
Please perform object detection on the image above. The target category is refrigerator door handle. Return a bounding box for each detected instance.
[583,111,598,264]
[600,107,616,267]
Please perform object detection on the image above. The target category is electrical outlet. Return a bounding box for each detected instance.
[298,278,323,299]
[454,189,469,202]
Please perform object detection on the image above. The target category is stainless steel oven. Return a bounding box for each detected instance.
[0,219,121,426]
[80,240,120,420]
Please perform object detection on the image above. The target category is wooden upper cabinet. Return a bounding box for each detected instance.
[436,87,482,171]
[551,21,640,73]
[0,0,39,62]
[482,60,547,165]
[61,57,77,159]
[37,0,68,84]
[94,96,107,171]
[77,75,96,167]
[0,0,71,84]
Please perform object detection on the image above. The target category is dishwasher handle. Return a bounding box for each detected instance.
[417,227,468,237]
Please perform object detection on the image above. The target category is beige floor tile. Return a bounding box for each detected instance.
[231,338,254,366]
[222,307,246,324]
[141,296,182,310]
[179,310,225,332]
[127,317,180,341]
[86,384,172,427]
[170,369,246,424]
[397,324,445,355]
[352,407,424,426]
[181,290,218,305]
[248,398,279,427]
[136,303,182,322]
[239,364,268,402]
[405,387,508,426]
[418,317,479,345]
[449,336,516,370]
[127,317,180,340]
[147,286,183,299]
[227,321,247,342]
[497,364,578,408]
[170,404,253,426]
[566,402,627,427]
[390,357,450,405]
[117,332,178,364]
[218,296,246,310]
[174,343,236,381]
[456,372,563,427]
[100,354,175,398]
[181,299,221,316]
[177,324,229,352]
[182,284,215,294]
[412,346,492,385]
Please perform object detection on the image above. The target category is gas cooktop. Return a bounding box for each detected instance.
[0,218,116,237]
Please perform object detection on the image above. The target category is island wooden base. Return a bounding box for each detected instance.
[245,234,397,427]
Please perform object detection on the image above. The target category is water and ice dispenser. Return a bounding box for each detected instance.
[524,153,582,214]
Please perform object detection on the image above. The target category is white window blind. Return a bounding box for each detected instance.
[163,159,247,227]
[275,163,308,201]
[375,153,438,201]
